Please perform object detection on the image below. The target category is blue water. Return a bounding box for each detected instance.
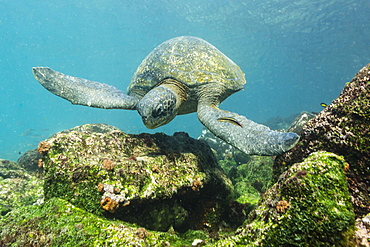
[1,0,369,161]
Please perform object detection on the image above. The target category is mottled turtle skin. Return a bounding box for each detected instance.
[32,36,299,155]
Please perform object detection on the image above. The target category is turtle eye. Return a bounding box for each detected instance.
[152,106,166,118]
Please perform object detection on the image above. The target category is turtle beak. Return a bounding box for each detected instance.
[141,116,154,129]
[141,116,164,129]
[137,104,154,129]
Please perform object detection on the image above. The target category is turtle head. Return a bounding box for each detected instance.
[137,86,178,129]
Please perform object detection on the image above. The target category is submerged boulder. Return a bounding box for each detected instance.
[0,159,43,216]
[217,152,356,246]
[275,64,370,216]
[17,149,43,175]
[0,197,210,246]
[0,152,358,246]
[38,124,233,232]
[16,124,121,175]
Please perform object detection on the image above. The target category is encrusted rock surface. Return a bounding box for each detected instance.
[217,152,356,246]
[0,197,210,246]
[16,124,120,175]
[0,151,364,246]
[39,124,233,232]
[17,149,43,174]
[0,159,43,216]
[275,64,370,216]
[56,122,121,135]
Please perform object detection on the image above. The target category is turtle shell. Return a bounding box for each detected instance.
[127,36,246,97]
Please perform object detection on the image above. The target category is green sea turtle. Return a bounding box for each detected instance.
[32,36,299,155]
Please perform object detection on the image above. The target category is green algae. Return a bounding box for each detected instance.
[0,160,43,216]
[274,64,370,216]
[0,149,358,246]
[1,117,362,246]
[40,127,233,232]
[220,155,273,205]
[0,197,210,246]
[217,152,356,246]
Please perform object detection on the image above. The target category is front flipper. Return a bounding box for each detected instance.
[32,67,139,110]
[198,104,299,156]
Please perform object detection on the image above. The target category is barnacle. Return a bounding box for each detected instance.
[127,156,137,162]
[102,158,114,171]
[37,158,44,168]
[97,183,104,192]
[152,164,160,173]
[37,141,51,155]
[276,200,290,213]
[192,178,203,191]
[295,170,307,178]
[100,197,119,212]
[135,227,149,239]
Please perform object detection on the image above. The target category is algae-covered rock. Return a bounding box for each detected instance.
[275,64,370,216]
[16,124,122,175]
[263,113,299,131]
[0,197,210,246]
[17,149,43,174]
[0,152,357,246]
[222,155,274,205]
[39,124,233,232]
[0,159,25,179]
[0,159,43,216]
[217,152,355,246]
[57,122,121,135]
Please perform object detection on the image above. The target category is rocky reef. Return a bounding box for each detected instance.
[0,64,369,245]
[275,63,370,216]
[0,159,43,216]
[0,197,211,246]
[0,151,361,246]
[217,151,356,246]
[37,124,235,233]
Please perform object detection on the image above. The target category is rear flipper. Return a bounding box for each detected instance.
[198,104,299,156]
[32,67,139,110]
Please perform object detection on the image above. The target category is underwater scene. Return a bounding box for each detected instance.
[0,0,369,246]
[1,0,369,160]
